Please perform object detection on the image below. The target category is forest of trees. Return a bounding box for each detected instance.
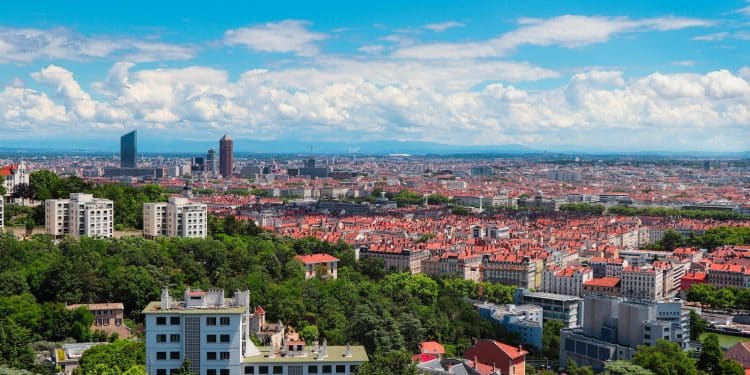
[0,224,525,373]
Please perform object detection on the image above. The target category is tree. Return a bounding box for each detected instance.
[660,230,684,252]
[356,350,417,375]
[0,318,35,369]
[300,325,320,344]
[699,334,744,375]
[542,319,563,360]
[604,361,654,375]
[565,359,594,375]
[78,340,145,374]
[633,340,697,375]
[689,310,707,340]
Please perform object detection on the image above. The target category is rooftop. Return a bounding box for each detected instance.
[243,345,368,364]
[141,301,245,314]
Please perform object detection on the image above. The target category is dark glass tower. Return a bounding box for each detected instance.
[206,148,216,172]
[219,134,234,178]
[120,130,137,168]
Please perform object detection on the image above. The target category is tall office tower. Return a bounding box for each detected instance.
[206,148,217,173]
[120,130,137,168]
[219,134,234,178]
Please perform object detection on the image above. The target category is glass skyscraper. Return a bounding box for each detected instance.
[120,130,137,168]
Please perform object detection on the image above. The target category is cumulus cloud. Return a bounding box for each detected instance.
[224,20,326,56]
[0,27,196,63]
[2,61,749,151]
[396,15,711,59]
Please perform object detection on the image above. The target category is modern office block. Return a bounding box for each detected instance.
[219,134,234,178]
[121,130,137,168]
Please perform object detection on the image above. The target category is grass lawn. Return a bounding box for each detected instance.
[700,332,750,350]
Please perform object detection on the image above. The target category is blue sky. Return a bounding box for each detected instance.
[1,0,749,152]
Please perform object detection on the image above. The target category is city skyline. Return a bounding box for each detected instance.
[1,1,750,152]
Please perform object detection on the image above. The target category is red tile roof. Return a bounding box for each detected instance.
[295,253,340,264]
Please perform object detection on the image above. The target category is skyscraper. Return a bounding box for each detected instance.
[120,130,137,168]
[206,148,216,173]
[219,134,234,178]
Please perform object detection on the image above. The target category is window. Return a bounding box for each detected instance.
[308,365,318,374]
[170,317,180,325]
[220,370,229,375]
[156,317,167,325]
[220,317,230,325]
[273,366,283,374]
[207,352,217,360]
[220,334,230,343]
[259,366,269,374]
[157,370,167,375]
[157,352,167,360]
[207,370,217,375]
[220,352,230,360]
[170,352,180,360]
[322,365,332,374]
[336,365,346,373]
[170,334,181,342]
[245,367,255,374]
[156,334,167,343]
[206,317,217,325]
[207,334,217,343]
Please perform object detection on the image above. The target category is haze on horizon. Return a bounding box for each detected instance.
[1,0,750,152]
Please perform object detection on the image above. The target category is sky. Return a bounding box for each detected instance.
[1,0,750,152]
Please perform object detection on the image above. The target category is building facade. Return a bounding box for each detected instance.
[621,266,664,301]
[219,134,234,178]
[542,265,593,297]
[514,289,582,328]
[67,303,131,338]
[1,162,29,198]
[45,193,114,238]
[121,130,137,168]
[144,197,208,239]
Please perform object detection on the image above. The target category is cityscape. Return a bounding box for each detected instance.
[1,2,750,375]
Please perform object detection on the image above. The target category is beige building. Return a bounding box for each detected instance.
[542,265,593,297]
[621,265,665,301]
[45,193,113,238]
[143,197,207,239]
[67,302,131,338]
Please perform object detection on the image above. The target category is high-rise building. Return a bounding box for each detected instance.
[143,197,207,239]
[219,134,234,178]
[120,130,137,168]
[206,149,217,173]
[45,193,114,238]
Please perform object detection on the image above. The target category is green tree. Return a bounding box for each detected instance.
[565,359,594,375]
[604,360,654,375]
[698,334,744,375]
[660,230,685,252]
[633,340,697,375]
[542,319,563,360]
[689,310,707,340]
[0,318,35,369]
[300,325,320,344]
[79,339,145,374]
[356,350,417,375]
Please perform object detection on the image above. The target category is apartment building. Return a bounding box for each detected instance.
[588,257,628,278]
[707,263,748,288]
[358,246,429,274]
[514,288,582,328]
[45,193,114,238]
[143,197,207,239]
[0,197,4,231]
[144,288,367,375]
[481,255,541,289]
[559,295,689,371]
[542,265,593,297]
[582,277,621,297]
[422,252,482,282]
[475,302,543,350]
[620,266,664,301]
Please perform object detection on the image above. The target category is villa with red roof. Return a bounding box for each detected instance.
[295,253,340,279]
[463,339,528,375]
[1,162,29,198]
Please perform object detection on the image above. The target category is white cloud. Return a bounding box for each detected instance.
[672,60,696,66]
[396,15,711,59]
[224,20,326,56]
[423,21,465,32]
[0,27,196,63]
[358,45,385,54]
[693,32,729,41]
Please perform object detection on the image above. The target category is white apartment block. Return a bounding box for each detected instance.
[542,265,593,297]
[144,197,207,239]
[45,193,113,238]
[0,197,4,231]
[621,266,665,301]
[144,288,367,375]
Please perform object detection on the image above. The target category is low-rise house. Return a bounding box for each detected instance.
[295,253,340,279]
[67,302,131,338]
[463,339,528,375]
